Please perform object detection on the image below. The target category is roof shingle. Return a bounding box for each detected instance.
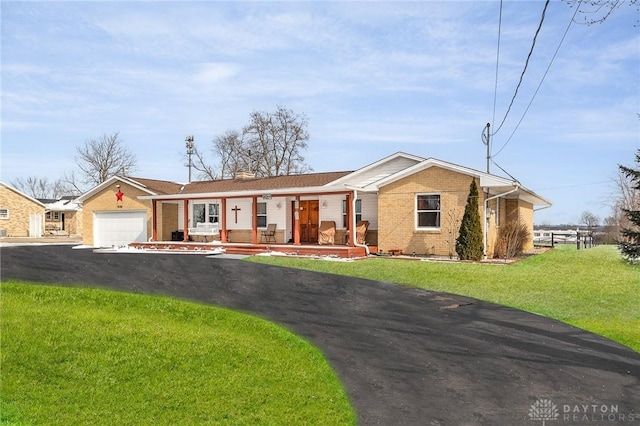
[179,171,352,194]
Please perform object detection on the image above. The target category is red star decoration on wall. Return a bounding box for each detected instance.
[116,190,124,201]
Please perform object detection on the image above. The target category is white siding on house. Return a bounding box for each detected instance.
[264,197,287,230]
[226,199,252,229]
[359,192,378,230]
[317,193,378,230]
[340,157,422,188]
[318,195,344,227]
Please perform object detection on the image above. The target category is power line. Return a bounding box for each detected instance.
[491,0,503,129]
[490,158,519,183]
[492,1,581,158]
[491,0,550,137]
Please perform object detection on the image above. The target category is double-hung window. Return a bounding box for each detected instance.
[0,208,8,220]
[208,204,220,223]
[257,202,267,228]
[416,194,441,229]
[193,203,206,225]
[342,199,361,228]
[194,202,220,224]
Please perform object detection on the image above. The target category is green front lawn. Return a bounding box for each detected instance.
[249,245,640,352]
[0,283,355,426]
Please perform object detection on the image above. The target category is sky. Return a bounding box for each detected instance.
[1,1,638,225]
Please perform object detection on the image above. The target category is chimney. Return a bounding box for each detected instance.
[234,170,256,180]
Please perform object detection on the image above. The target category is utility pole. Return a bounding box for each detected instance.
[185,135,194,182]
[484,123,490,173]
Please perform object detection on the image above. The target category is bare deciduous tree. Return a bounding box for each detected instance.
[580,210,600,229]
[188,142,219,181]
[445,208,462,259]
[64,132,137,192]
[10,176,71,199]
[214,130,244,179]
[565,0,639,25]
[604,165,640,243]
[241,106,312,178]
[185,106,312,181]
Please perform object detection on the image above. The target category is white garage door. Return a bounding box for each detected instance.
[94,211,147,248]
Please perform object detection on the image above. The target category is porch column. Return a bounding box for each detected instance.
[183,199,189,242]
[346,192,355,246]
[220,198,228,243]
[294,195,301,245]
[251,196,258,244]
[152,199,158,241]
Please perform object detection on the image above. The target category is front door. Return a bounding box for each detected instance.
[299,200,319,243]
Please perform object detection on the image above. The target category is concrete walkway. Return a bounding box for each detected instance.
[1,245,638,425]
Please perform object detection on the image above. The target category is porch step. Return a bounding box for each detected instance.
[128,242,369,259]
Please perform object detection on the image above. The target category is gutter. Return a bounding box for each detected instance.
[483,183,520,259]
[137,185,352,201]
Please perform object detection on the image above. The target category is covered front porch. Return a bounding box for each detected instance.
[143,185,376,254]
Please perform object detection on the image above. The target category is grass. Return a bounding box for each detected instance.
[248,245,640,352]
[0,283,355,426]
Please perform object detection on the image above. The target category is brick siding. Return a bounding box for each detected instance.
[0,186,45,237]
[82,183,153,246]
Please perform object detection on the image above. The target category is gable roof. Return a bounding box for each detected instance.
[103,152,550,207]
[328,152,425,189]
[76,176,182,202]
[359,157,551,206]
[126,177,184,195]
[0,182,47,208]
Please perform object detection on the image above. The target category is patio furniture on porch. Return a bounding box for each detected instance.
[260,223,277,243]
[356,220,369,245]
[318,221,336,245]
[188,222,219,242]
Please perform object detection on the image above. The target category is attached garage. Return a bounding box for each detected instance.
[94,210,147,247]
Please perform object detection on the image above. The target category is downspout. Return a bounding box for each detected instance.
[483,183,520,259]
[352,188,370,256]
[344,185,370,256]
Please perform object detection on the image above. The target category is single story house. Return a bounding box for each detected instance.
[77,152,551,257]
[38,196,83,236]
[0,182,47,238]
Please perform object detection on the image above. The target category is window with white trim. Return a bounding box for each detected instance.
[193,202,220,225]
[342,199,361,228]
[46,212,52,220]
[257,202,267,228]
[193,203,206,225]
[53,212,60,221]
[0,208,8,220]
[208,204,220,223]
[416,194,441,228]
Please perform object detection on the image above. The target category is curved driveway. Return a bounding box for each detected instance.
[2,245,639,425]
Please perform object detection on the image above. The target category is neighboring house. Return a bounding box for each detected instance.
[0,182,47,237]
[78,152,551,257]
[38,196,83,236]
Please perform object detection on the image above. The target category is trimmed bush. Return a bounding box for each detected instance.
[456,179,484,261]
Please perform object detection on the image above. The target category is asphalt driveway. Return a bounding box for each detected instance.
[1,245,639,425]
